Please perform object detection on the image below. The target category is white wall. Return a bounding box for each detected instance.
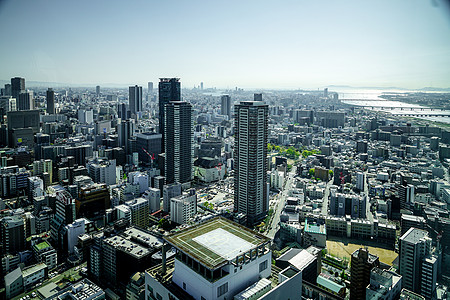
[172,252,271,300]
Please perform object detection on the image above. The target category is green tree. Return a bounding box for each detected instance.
[309,168,315,177]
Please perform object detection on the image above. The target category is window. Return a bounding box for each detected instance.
[201,297,206,300]
[183,282,186,290]
[259,260,268,272]
[156,293,162,300]
[217,282,228,297]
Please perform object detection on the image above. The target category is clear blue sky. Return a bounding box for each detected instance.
[0,0,449,89]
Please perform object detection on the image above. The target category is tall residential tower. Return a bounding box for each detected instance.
[234,101,268,226]
[164,101,193,184]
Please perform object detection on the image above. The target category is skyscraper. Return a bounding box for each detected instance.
[221,94,232,119]
[46,88,55,114]
[158,78,180,153]
[18,91,33,110]
[148,82,153,94]
[254,93,263,101]
[164,101,193,184]
[117,119,135,155]
[11,77,25,101]
[96,85,100,97]
[234,100,268,226]
[129,85,142,115]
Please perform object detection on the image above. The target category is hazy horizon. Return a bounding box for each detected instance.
[1,0,450,89]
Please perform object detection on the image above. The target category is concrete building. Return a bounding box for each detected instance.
[398,228,435,296]
[303,219,327,248]
[401,215,427,236]
[234,101,268,226]
[366,268,402,300]
[350,248,380,300]
[87,158,117,186]
[90,227,163,286]
[1,215,26,254]
[126,197,150,228]
[170,189,197,224]
[32,241,57,270]
[145,217,277,300]
[46,278,105,300]
[143,187,161,212]
[163,182,182,212]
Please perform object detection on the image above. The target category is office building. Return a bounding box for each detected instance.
[148,82,153,94]
[46,88,55,114]
[1,216,26,254]
[11,77,25,101]
[90,227,163,286]
[221,95,232,119]
[350,248,379,300]
[401,215,427,236]
[32,241,57,270]
[254,93,263,101]
[129,85,142,115]
[144,187,161,212]
[356,172,365,192]
[170,189,197,224]
[158,78,180,152]
[77,183,110,218]
[399,184,415,209]
[136,132,162,164]
[164,101,193,184]
[163,182,182,212]
[118,118,135,154]
[366,268,402,300]
[87,158,117,185]
[198,137,222,159]
[28,176,44,201]
[18,91,33,110]
[234,101,268,226]
[96,85,100,96]
[0,96,16,118]
[399,228,437,297]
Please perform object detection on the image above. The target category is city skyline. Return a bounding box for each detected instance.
[1,0,450,89]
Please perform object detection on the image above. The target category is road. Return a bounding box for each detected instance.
[266,166,297,239]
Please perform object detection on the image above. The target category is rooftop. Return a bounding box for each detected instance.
[165,216,270,269]
[317,275,345,294]
[34,241,51,251]
[400,227,429,244]
[304,219,326,235]
[22,263,47,277]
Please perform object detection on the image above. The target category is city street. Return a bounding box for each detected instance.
[266,166,297,239]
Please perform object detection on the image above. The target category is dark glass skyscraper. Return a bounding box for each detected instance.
[164,101,192,184]
[234,100,268,226]
[46,88,55,114]
[158,78,180,153]
[221,94,232,119]
[129,85,142,115]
